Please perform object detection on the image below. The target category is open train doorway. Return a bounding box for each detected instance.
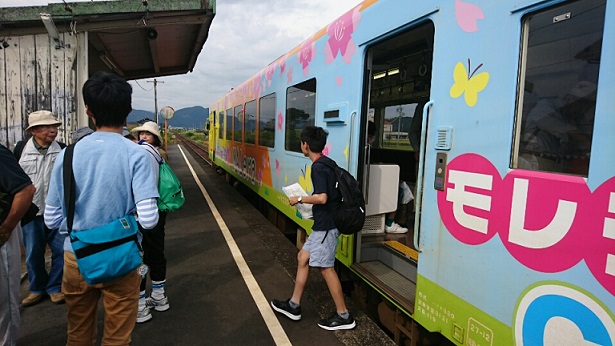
[353,21,434,313]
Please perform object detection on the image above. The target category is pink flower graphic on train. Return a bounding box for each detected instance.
[252,74,261,98]
[322,143,331,156]
[277,112,283,131]
[324,5,361,64]
[455,0,484,32]
[287,66,294,84]
[275,159,281,178]
[299,38,316,77]
[265,64,275,86]
[336,77,343,87]
[278,55,287,75]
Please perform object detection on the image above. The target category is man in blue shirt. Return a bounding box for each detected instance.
[45,71,159,345]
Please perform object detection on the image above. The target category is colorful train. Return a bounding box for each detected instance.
[207,0,614,344]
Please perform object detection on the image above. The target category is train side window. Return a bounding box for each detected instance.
[234,105,244,142]
[381,104,416,151]
[226,108,232,140]
[245,100,257,145]
[513,0,605,176]
[259,93,276,148]
[219,110,224,140]
[286,78,316,153]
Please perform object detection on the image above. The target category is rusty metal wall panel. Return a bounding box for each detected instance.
[35,34,52,113]
[4,37,23,148]
[0,45,7,147]
[64,34,78,143]
[20,35,37,133]
[51,34,67,143]
[0,34,79,148]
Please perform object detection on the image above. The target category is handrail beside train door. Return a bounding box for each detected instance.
[413,100,433,252]
[349,111,357,172]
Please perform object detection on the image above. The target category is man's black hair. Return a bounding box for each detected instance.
[83,71,132,128]
[300,125,328,153]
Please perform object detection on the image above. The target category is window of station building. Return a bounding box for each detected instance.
[225,108,232,140]
[512,0,604,177]
[219,110,224,139]
[259,93,276,148]
[285,79,316,153]
[244,100,257,145]
[233,105,243,142]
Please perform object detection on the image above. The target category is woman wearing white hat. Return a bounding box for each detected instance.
[130,121,170,323]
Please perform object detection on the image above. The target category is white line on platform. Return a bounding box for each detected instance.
[178,145,292,346]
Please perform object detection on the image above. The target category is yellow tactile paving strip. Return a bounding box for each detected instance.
[384,240,418,262]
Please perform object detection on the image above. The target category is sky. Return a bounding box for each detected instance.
[0,0,364,112]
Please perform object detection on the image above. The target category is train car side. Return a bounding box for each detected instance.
[208,0,615,345]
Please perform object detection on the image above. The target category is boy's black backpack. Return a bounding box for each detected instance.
[319,158,366,235]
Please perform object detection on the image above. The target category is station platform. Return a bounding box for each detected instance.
[17,143,394,345]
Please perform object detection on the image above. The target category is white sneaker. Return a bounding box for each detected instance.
[146,295,170,312]
[385,222,408,234]
[136,305,152,323]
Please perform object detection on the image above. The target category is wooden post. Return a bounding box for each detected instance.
[164,118,168,152]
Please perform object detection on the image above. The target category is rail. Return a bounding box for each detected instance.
[173,132,212,166]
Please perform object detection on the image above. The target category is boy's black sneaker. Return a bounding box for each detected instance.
[317,312,356,330]
[270,299,301,321]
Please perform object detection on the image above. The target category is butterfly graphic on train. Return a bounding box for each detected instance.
[450,58,490,107]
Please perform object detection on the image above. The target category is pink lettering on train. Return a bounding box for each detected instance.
[437,153,615,296]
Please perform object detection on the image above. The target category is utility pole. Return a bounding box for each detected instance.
[396,105,404,144]
[147,79,164,124]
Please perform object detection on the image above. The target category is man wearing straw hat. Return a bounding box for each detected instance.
[16,110,67,307]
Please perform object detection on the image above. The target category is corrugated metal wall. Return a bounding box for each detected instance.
[0,32,78,149]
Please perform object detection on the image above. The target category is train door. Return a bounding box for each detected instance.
[208,109,217,162]
[354,21,434,313]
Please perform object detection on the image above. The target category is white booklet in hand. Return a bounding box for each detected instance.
[282,183,313,219]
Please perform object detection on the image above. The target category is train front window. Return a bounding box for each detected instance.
[244,100,256,145]
[259,93,276,148]
[285,79,316,153]
[513,0,605,176]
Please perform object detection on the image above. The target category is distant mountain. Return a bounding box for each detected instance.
[170,106,209,129]
[128,106,209,130]
[127,109,153,124]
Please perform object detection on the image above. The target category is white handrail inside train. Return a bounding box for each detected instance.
[413,100,433,253]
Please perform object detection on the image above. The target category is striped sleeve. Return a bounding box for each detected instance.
[44,204,63,230]
[136,198,159,229]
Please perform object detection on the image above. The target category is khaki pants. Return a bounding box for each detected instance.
[63,252,140,346]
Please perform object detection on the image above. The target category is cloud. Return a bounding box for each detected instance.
[130,0,362,111]
[0,0,362,112]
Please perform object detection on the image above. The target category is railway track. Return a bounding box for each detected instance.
[173,132,212,166]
